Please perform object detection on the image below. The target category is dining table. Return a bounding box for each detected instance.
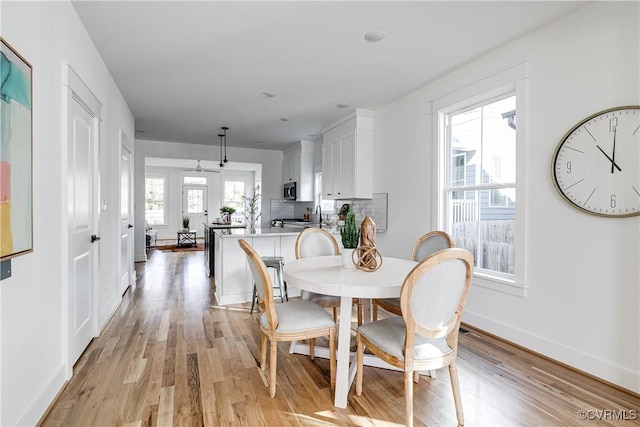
[282,255,418,409]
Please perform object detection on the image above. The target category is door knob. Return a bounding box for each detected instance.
[91,235,101,243]
[128,224,133,228]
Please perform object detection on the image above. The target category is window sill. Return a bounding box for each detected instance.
[472,272,527,297]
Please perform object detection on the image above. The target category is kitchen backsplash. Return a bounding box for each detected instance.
[269,193,388,231]
[269,200,315,220]
[335,193,388,232]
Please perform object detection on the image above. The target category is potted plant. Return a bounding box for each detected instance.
[339,205,360,268]
[182,215,190,230]
[219,206,236,224]
[242,186,261,232]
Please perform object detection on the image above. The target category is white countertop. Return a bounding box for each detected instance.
[213,227,303,237]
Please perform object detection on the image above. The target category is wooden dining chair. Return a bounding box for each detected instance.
[356,248,474,427]
[238,239,336,397]
[373,230,454,320]
[295,227,363,325]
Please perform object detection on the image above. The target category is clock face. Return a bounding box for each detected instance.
[552,106,640,217]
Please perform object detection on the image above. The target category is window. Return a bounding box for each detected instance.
[145,176,167,225]
[435,62,527,296]
[315,172,335,213]
[185,187,205,214]
[224,180,245,216]
[184,176,207,185]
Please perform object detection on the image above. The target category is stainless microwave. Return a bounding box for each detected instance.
[283,182,297,200]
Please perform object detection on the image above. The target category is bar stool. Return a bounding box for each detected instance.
[250,256,288,314]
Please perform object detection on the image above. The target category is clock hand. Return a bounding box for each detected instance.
[611,129,617,174]
[596,145,622,172]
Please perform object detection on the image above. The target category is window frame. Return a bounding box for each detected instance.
[145,173,168,226]
[433,62,528,297]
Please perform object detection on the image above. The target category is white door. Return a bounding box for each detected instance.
[68,96,99,365]
[182,185,208,236]
[119,133,134,294]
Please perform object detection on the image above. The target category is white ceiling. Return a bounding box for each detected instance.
[72,1,588,151]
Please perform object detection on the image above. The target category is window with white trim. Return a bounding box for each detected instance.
[435,63,527,296]
[224,180,246,218]
[145,175,167,226]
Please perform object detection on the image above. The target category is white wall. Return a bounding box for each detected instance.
[0,1,134,425]
[374,2,639,392]
[134,139,283,261]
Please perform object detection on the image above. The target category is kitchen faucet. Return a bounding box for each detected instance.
[315,205,322,228]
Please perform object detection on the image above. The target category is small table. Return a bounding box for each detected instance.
[283,255,417,409]
[177,230,197,247]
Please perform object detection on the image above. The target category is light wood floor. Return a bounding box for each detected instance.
[41,250,640,426]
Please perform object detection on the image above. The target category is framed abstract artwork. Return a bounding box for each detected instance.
[1,38,33,260]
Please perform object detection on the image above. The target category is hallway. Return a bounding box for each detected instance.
[40,250,640,426]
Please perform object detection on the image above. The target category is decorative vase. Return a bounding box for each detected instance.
[341,248,356,268]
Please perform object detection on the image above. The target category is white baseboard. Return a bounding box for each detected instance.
[18,363,66,426]
[99,293,122,330]
[463,310,640,393]
[135,251,147,262]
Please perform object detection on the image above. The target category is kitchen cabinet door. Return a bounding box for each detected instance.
[321,110,373,199]
[214,235,251,305]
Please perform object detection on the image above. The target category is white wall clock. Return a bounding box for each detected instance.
[552,106,640,217]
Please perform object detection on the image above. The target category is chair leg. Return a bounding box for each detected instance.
[309,338,315,360]
[357,302,363,326]
[332,307,338,322]
[413,371,420,383]
[449,363,465,426]
[356,333,364,396]
[250,283,257,314]
[269,340,278,397]
[405,370,414,427]
[329,328,336,390]
[260,334,267,370]
[373,301,378,321]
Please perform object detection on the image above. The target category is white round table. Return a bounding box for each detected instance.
[283,255,417,409]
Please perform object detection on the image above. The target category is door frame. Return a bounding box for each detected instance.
[62,63,102,377]
[119,130,135,294]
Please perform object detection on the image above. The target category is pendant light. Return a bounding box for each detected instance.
[221,126,229,164]
[218,133,225,167]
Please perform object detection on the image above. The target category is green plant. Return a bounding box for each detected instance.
[219,206,236,215]
[182,215,190,228]
[340,205,360,249]
[242,186,261,227]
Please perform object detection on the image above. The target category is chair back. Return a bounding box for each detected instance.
[400,248,474,349]
[410,230,454,262]
[238,239,278,330]
[295,227,340,259]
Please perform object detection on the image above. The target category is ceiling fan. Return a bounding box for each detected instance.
[182,160,220,173]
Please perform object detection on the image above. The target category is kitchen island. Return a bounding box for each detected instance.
[211,226,305,305]
[203,223,246,276]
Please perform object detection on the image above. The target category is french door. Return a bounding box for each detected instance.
[182,185,208,236]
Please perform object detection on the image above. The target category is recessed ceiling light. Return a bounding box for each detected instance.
[364,30,386,42]
[337,103,350,109]
[280,117,292,122]
[261,91,277,98]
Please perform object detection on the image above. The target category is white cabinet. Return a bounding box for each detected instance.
[213,232,301,305]
[321,109,373,199]
[282,140,315,201]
